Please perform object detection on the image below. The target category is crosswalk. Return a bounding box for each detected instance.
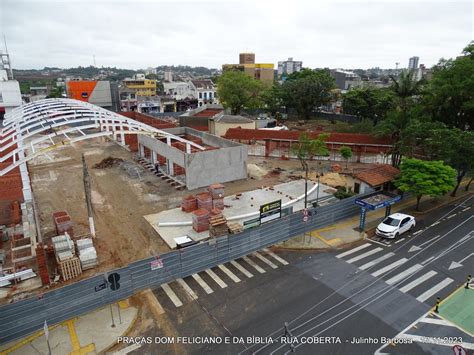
[153,250,289,310]
[336,242,459,304]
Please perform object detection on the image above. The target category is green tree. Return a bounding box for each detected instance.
[262,83,283,115]
[423,43,474,130]
[395,158,456,211]
[217,70,266,114]
[339,146,353,168]
[281,69,335,119]
[342,87,394,125]
[291,133,330,207]
[46,86,63,98]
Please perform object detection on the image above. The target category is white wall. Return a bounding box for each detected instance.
[0,80,22,111]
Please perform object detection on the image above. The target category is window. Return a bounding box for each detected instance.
[0,92,3,103]
[401,217,410,226]
[199,92,202,99]
[204,92,207,100]
[209,92,213,99]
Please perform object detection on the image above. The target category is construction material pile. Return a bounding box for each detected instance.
[52,233,82,281]
[181,195,198,212]
[192,208,210,232]
[76,238,98,270]
[209,183,224,210]
[93,157,124,169]
[209,210,228,238]
[227,222,243,234]
[53,211,74,237]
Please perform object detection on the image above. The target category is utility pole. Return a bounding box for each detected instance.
[82,154,96,238]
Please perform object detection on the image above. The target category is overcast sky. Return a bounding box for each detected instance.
[1,0,472,70]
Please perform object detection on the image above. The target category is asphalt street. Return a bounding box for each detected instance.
[131,195,474,355]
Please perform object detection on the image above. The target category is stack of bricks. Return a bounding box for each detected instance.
[192,208,210,232]
[10,201,21,225]
[35,243,50,286]
[181,195,198,212]
[196,192,212,212]
[209,212,228,238]
[208,183,225,211]
[53,211,74,237]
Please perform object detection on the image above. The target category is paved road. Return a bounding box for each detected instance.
[131,195,474,355]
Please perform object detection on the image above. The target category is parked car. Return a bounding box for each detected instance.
[375,213,416,239]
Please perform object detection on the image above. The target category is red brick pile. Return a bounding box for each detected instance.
[53,211,74,237]
[196,192,213,212]
[35,243,50,286]
[192,208,210,232]
[181,195,198,212]
[209,183,224,210]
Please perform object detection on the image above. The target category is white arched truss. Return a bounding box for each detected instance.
[0,98,204,176]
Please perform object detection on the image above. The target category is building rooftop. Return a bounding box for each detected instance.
[354,164,400,187]
[190,79,215,90]
[211,113,254,124]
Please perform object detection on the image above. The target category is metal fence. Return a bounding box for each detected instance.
[0,192,370,344]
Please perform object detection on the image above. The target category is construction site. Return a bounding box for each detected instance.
[0,98,395,304]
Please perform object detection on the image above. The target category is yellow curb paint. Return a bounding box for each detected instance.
[118,299,130,309]
[66,320,81,351]
[0,325,60,355]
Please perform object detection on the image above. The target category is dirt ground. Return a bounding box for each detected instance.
[28,139,316,276]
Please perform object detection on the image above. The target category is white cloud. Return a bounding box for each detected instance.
[1,0,472,69]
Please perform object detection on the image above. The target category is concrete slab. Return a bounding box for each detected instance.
[144,180,331,249]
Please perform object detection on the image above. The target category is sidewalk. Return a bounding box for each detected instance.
[280,188,472,250]
[0,300,137,355]
[438,284,474,335]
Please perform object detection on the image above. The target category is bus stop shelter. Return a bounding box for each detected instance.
[354,191,403,231]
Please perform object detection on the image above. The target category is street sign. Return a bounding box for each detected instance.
[95,281,107,292]
[151,257,163,270]
[303,208,309,222]
[108,273,121,291]
[260,200,282,224]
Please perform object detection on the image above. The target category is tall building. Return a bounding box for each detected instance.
[408,56,419,70]
[222,53,274,84]
[278,57,303,78]
[330,69,361,91]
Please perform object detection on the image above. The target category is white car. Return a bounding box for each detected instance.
[375,213,416,239]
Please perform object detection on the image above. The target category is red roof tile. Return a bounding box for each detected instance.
[354,164,399,186]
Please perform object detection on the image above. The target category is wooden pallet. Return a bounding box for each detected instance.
[228,222,243,234]
[58,256,82,281]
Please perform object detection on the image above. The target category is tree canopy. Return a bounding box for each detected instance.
[395,158,456,210]
[217,70,266,115]
[280,69,335,119]
[342,87,394,125]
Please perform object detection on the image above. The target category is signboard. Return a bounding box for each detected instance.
[260,200,282,224]
[243,217,261,230]
[303,209,309,222]
[108,273,121,291]
[94,282,107,292]
[43,320,49,339]
[151,257,163,270]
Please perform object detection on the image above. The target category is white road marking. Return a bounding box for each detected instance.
[370,238,392,247]
[336,243,372,258]
[359,252,395,271]
[416,277,454,302]
[177,278,198,300]
[430,221,440,227]
[161,283,183,307]
[413,230,423,235]
[462,206,471,212]
[346,247,383,263]
[399,271,438,293]
[371,258,408,277]
[447,214,456,219]
[394,238,405,244]
[386,264,423,285]
[263,248,289,265]
[253,252,278,269]
[113,343,143,354]
[421,256,434,265]
[192,273,213,294]
[218,264,241,283]
[243,256,266,273]
[399,334,474,350]
[205,269,227,288]
[230,260,254,278]
[419,317,455,326]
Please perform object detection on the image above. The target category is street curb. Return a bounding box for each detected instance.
[411,191,472,216]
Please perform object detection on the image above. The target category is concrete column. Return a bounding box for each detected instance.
[152,151,157,164]
[186,143,191,154]
[167,159,174,175]
[166,137,171,146]
[139,144,145,157]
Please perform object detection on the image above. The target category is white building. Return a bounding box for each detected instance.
[408,56,419,70]
[0,53,22,119]
[164,70,173,82]
[190,79,218,107]
[163,81,194,100]
[278,57,303,78]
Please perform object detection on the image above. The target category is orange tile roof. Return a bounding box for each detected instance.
[354,164,400,186]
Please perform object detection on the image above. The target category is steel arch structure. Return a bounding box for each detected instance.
[0,98,204,176]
